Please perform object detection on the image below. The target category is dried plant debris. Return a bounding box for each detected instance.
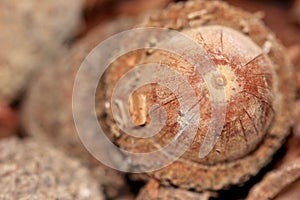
[247,158,300,200]
[136,179,215,200]
[0,137,104,200]
[101,0,296,191]
[0,0,83,102]
[247,120,300,200]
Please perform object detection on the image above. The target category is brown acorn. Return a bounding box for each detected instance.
[100,0,296,191]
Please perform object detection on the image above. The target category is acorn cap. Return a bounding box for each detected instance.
[102,0,296,191]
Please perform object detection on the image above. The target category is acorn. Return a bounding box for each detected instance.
[100,0,296,191]
[22,0,296,194]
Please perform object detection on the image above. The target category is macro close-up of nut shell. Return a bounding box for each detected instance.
[101,0,296,191]
[1,0,300,199]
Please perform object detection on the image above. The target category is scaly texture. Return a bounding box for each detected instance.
[101,0,296,191]
[247,159,300,200]
[136,179,214,200]
[0,137,104,200]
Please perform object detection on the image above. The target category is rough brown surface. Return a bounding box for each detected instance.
[0,0,82,102]
[19,0,299,198]
[101,0,296,191]
[227,0,300,90]
[0,137,104,200]
[136,179,214,200]
[227,0,300,47]
[247,158,300,200]
[246,116,300,200]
